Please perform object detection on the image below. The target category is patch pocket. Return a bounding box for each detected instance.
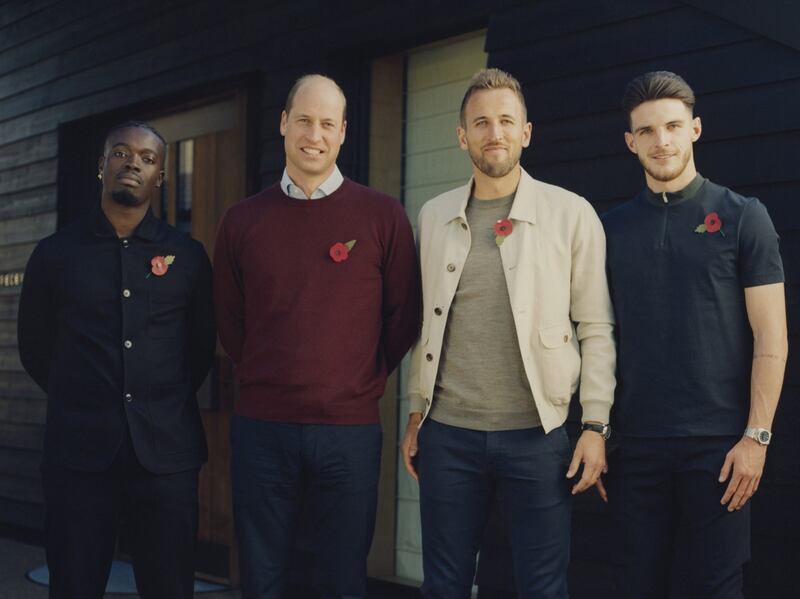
[147,293,186,338]
[537,321,580,404]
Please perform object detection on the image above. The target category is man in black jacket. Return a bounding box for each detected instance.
[18,121,215,599]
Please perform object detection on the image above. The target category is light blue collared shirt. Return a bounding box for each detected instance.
[280,166,344,200]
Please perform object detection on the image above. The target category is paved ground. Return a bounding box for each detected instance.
[0,537,241,599]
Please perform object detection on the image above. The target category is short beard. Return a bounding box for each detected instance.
[640,147,692,183]
[111,189,142,207]
[468,145,521,179]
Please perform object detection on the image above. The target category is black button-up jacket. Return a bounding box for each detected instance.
[18,205,215,473]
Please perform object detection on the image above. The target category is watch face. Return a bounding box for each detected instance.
[758,430,771,444]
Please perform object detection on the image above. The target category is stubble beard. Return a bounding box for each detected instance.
[111,189,144,207]
[469,144,521,179]
[640,146,692,183]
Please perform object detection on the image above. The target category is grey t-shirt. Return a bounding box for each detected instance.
[429,192,541,431]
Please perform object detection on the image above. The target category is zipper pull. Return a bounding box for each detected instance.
[662,191,668,204]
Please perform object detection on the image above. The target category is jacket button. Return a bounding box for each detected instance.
[447,263,456,272]
[461,223,468,230]
[121,239,130,248]
[124,393,133,402]
[434,307,442,315]
[123,340,133,349]
[563,335,569,343]
[426,353,433,361]
[122,289,131,298]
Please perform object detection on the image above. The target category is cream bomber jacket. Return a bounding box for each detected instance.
[407,168,616,433]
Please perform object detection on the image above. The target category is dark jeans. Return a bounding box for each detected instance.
[610,435,750,599]
[41,427,199,599]
[230,414,382,599]
[417,419,572,599]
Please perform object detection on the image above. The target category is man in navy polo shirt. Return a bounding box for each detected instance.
[603,71,788,598]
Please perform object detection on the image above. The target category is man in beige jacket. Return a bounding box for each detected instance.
[401,68,616,599]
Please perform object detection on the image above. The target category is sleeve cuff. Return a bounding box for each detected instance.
[408,393,427,414]
[580,398,612,425]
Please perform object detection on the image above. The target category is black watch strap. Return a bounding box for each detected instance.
[582,422,610,440]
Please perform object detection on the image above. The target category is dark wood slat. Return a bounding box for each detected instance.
[0,0,98,54]
[0,159,57,195]
[0,472,42,504]
[0,242,35,271]
[0,131,56,169]
[0,320,15,345]
[0,421,44,451]
[0,186,56,220]
[490,6,753,84]
[0,495,43,529]
[486,0,680,50]
[0,0,61,30]
[0,371,44,400]
[0,211,56,246]
[503,39,800,123]
[0,347,23,371]
[0,396,46,426]
[0,447,42,479]
[0,294,20,320]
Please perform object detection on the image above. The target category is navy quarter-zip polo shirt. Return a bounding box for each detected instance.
[602,175,783,437]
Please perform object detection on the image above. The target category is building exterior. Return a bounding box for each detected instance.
[0,1,797,596]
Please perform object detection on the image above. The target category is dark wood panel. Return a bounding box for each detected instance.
[0,396,46,426]
[0,371,44,400]
[0,0,99,54]
[0,131,56,169]
[0,447,41,479]
[777,234,800,282]
[0,159,57,195]
[0,0,61,30]
[486,0,680,50]
[0,347,23,371]
[490,6,753,84]
[0,0,191,92]
[0,472,42,504]
[0,496,43,529]
[501,39,800,123]
[0,320,15,345]
[0,242,35,271]
[0,0,276,124]
[0,421,44,451]
[734,183,800,232]
[0,211,56,246]
[0,294,20,320]
[0,186,56,220]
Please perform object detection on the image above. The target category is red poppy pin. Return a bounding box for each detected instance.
[694,212,725,237]
[494,219,513,246]
[147,255,175,278]
[329,240,357,263]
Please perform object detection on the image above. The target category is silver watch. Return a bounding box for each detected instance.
[744,427,772,446]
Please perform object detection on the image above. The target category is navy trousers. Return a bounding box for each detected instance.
[610,436,750,599]
[417,419,572,599]
[41,426,199,599]
[230,415,382,599]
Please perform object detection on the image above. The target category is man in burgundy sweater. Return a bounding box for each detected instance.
[213,74,420,598]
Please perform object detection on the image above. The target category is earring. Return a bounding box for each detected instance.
[97,172,102,181]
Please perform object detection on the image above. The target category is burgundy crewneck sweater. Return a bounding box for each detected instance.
[213,178,421,424]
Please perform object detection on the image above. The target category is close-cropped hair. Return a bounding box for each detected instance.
[459,68,527,127]
[284,74,347,122]
[105,120,167,154]
[622,71,696,124]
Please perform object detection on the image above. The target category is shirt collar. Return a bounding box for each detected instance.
[441,167,538,225]
[643,174,706,207]
[280,165,344,199]
[90,203,160,241]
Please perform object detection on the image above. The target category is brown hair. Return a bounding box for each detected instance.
[284,74,347,122]
[459,68,527,127]
[622,71,695,122]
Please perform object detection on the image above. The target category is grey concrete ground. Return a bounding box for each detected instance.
[0,537,241,599]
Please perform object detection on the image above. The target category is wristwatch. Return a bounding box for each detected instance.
[582,422,611,441]
[744,427,772,446]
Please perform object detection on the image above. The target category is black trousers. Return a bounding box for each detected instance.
[41,427,199,599]
[610,436,750,599]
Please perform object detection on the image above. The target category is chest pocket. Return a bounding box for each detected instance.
[147,287,187,338]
